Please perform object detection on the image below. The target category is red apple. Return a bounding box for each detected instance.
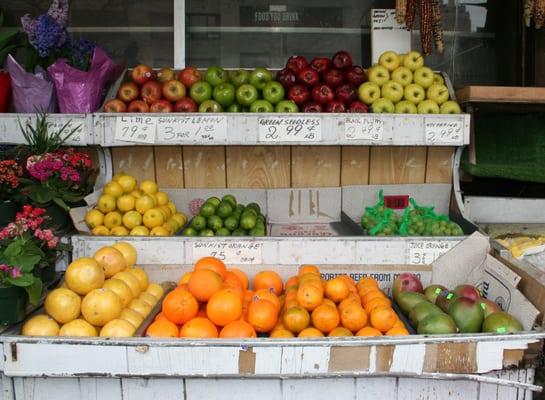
[344,65,367,86]
[297,67,320,87]
[335,83,358,104]
[310,57,332,75]
[117,82,140,103]
[287,84,311,106]
[302,102,323,113]
[348,101,369,113]
[286,55,309,74]
[131,64,155,85]
[392,273,424,301]
[311,84,335,104]
[325,100,346,113]
[323,68,344,88]
[453,285,481,302]
[276,68,297,90]
[127,100,150,113]
[162,80,186,102]
[103,99,127,113]
[174,97,198,112]
[141,81,162,104]
[178,66,202,88]
[150,99,174,113]
[332,51,353,70]
[157,67,176,83]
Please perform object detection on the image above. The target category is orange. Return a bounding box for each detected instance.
[188,269,223,302]
[296,284,324,311]
[162,287,198,325]
[219,320,257,338]
[120,308,144,328]
[197,307,208,318]
[194,257,227,279]
[285,276,299,289]
[207,288,243,327]
[311,304,340,334]
[252,289,280,311]
[146,319,179,338]
[247,299,278,333]
[228,268,248,289]
[221,280,244,300]
[153,312,169,323]
[370,306,398,333]
[103,279,133,308]
[358,285,378,298]
[298,273,322,286]
[340,303,368,332]
[127,267,149,292]
[298,265,321,277]
[356,326,382,337]
[81,288,122,326]
[253,271,283,296]
[393,319,406,329]
[243,290,255,305]
[44,288,81,324]
[325,277,350,303]
[270,329,295,338]
[338,293,361,312]
[385,327,409,336]
[179,272,192,285]
[361,289,386,306]
[224,271,244,290]
[364,297,392,314]
[282,306,310,334]
[321,298,337,308]
[65,257,105,295]
[59,319,97,337]
[179,317,218,338]
[22,315,59,336]
[100,319,135,337]
[356,277,379,290]
[337,275,357,293]
[113,271,141,298]
[298,327,324,338]
[329,327,353,337]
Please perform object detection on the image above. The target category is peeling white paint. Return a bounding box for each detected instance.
[390,344,426,374]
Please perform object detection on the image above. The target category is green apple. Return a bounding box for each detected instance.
[368,65,390,87]
[358,82,381,105]
[249,99,274,113]
[378,51,400,72]
[189,81,213,104]
[227,103,243,112]
[213,82,236,107]
[440,100,461,114]
[417,99,440,114]
[391,66,413,87]
[404,83,426,104]
[395,100,418,114]
[403,51,425,71]
[249,67,273,90]
[198,99,223,113]
[433,73,444,85]
[413,67,434,89]
[426,84,450,105]
[236,84,259,106]
[230,69,250,88]
[381,81,404,103]
[275,100,299,113]
[262,81,285,105]
[371,97,395,113]
[204,66,228,87]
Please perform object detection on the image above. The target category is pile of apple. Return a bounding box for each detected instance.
[277,51,369,113]
[360,50,461,114]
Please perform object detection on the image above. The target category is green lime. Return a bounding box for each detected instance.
[191,215,207,231]
[257,214,266,223]
[216,228,231,236]
[199,228,215,237]
[231,228,247,236]
[216,201,233,218]
[255,220,265,230]
[200,202,216,217]
[240,213,257,230]
[207,215,223,231]
[182,227,198,236]
[235,204,245,213]
[247,202,261,215]
[206,197,221,207]
[222,194,237,208]
[224,216,239,231]
[249,227,266,237]
[242,208,257,218]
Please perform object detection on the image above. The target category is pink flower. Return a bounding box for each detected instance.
[0,264,9,272]
[47,238,58,249]
[10,267,22,278]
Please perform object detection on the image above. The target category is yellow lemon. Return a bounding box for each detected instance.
[163,219,178,233]
[104,211,123,229]
[130,189,143,199]
[143,208,165,229]
[103,181,124,198]
[112,242,137,267]
[112,172,126,182]
[155,191,169,206]
[171,212,187,228]
[167,202,177,214]
[117,175,137,193]
[92,225,110,236]
[159,205,172,217]
[122,210,142,230]
[130,226,150,236]
[116,194,135,212]
[150,226,169,236]
[97,194,116,213]
[139,180,158,195]
[85,209,104,229]
[110,226,129,236]
[135,194,155,214]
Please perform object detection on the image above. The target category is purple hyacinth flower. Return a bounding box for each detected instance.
[47,0,69,28]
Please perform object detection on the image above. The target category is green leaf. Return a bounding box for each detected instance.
[5,273,35,287]
[23,277,42,306]
[3,241,24,260]
[14,255,42,272]
[53,197,69,211]
[36,186,55,204]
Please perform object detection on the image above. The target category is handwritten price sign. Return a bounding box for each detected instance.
[344,117,384,141]
[258,116,321,142]
[156,116,227,144]
[115,116,156,144]
[48,118,87,145]
[406,240,456,265]
[425,118,464,145]
[193,241,263,264]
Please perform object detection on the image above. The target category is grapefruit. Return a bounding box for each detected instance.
[120,308,144,329]
[93,246,127,278]
[22,315,59,336]
[100,319,136,337]
[112,242,138,267]
[103,278,133,307]
[59,319,97,337]
[81,288,122,326]
[44,288,81,324]
[65,257,105,295]
[113,271,142,297]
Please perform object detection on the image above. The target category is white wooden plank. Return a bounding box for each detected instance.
[280,347,330,375]
[476,341,533,373]
[1,374,14,400]
[355,377,397,399]
[398,377,479,400]
[479,371,500,400]
[389,344,426,374]
[121,378,183,399]
[277,241,356,265]
[281,378,355,400]
[12,377,122,400]
[524,368,535,400]
[496,370,520,400]
[254,347,283,375]
[185,378,282,400]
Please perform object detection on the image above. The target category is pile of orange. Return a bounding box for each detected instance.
[146,257,408,338]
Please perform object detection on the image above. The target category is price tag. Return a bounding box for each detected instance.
[406,240,456,265]
[344,117,384,141]
[193,242,263,264]
[48,118,87,145]
[115,116,156,144]
[258,116,321,142]
[425,118,463,145]
[157,115,227,144]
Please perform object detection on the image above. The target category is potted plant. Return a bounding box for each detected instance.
[0,206,64,325]
[0,157,23,227]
